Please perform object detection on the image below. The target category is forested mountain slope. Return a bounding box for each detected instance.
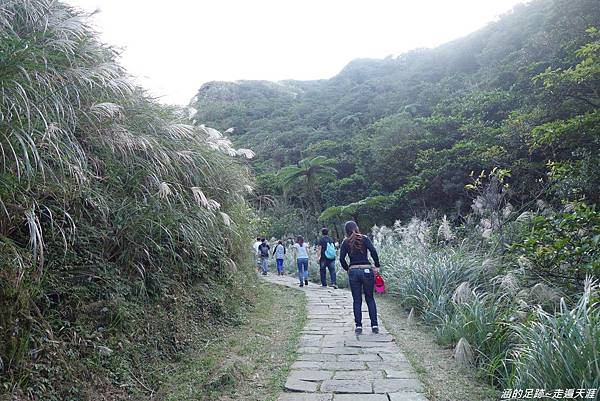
[192,0,600,233]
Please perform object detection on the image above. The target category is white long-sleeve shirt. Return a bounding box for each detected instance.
[253,241,262,254]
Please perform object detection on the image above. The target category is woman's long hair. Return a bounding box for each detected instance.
[344,221,363,251]
[296,235,304,246]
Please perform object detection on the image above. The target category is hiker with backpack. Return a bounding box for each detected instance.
[272,240,286,276]
[340,221,381,334]
[257,238,270,275]
[317,227,338,289]
[293,236,310,287]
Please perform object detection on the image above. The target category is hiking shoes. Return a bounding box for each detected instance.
[372,326,379,334]
[299,284,304,287]
[332,284,338,289]
[305,279,309,286]
[355,326,363,335]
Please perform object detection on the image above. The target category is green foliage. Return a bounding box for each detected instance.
[0,1,254,397]
[512,202,600,283]
[278,156,337,191]
[534,26,600,109]
[275,155,337,229]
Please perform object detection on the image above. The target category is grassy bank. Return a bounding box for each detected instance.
[157,280,306,401]
[0,1,255,398]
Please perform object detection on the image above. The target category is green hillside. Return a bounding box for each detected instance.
[2,0,599,398]
[192,0,600,233]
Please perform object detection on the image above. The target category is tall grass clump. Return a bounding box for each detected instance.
[0,1,255,398]
[374,214,598,390]
[437,291,515,385]
[373,221,482,324]
[510,278,600,390]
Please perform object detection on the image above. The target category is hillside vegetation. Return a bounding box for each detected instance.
[193,0,600,393]
[193,0,599,234]
[0,1,256,399]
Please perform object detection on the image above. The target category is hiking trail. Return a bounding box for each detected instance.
[262,274,429,401]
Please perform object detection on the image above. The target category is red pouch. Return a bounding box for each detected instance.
[375,272,385,293]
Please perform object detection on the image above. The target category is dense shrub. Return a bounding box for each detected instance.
[0,1,254,398]
[512,202,600,287]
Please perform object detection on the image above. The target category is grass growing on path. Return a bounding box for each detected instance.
[157,280,306,401]
[378,296,499,401]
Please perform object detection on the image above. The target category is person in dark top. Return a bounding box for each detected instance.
[257,238,270,276]
[340,220,380,334]
[317,227,338,289]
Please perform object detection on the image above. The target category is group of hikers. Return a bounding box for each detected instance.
[252,221,381,334]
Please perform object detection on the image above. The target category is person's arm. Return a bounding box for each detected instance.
[364,237,380,268]
[339,240,349,271]
[272,246,276,257]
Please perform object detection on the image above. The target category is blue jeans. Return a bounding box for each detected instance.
[260,257,268,274]
[320,259,337,286]
[276,258,284,273]
[348,268,378,327]
[297,258,309,285]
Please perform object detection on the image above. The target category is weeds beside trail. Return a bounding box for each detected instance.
[373,217,600,393]
[157,280,306,401]
[379,296,498,401]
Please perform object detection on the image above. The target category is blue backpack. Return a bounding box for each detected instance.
[325,241,336,260]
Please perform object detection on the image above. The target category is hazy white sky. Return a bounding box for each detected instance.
[66,0,528,105]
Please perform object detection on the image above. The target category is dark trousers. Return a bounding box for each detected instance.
[348,268,378,327]
[319,259,337,286]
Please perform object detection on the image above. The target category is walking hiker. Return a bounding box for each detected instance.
[258,238,270,275]
[340,221,381,334]
[293,236,310,287]
[273,240,286,276]
[253,237,262,272]
[317,227,338,289]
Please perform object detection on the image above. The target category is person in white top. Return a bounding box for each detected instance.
[293,235,310,287]
[252,237,262,272]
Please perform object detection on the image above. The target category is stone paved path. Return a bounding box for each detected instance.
[263,274,429,401]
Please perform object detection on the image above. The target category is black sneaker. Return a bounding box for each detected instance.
[305,279,309,286]
[372,326,379,334]
[299,284,304,287]
[355,326,363,335]
[332,284,338,289]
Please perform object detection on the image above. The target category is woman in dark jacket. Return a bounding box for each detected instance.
[340,220,380,334]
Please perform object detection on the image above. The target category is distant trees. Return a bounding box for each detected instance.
[192,0,600,234]
[278,156,337,214]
